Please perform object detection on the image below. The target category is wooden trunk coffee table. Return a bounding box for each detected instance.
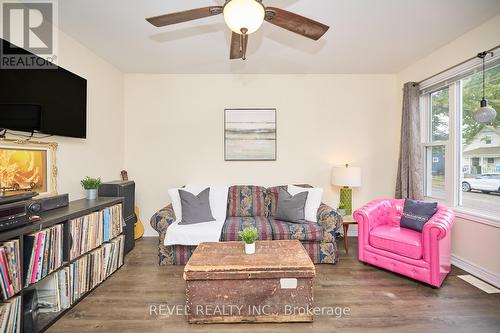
[183,240,316,324]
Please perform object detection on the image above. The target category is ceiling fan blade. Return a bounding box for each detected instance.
[146,6,223,27]
[230,32,248,60]
[264,7,329,40]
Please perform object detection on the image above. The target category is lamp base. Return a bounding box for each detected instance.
[339,187,353,216]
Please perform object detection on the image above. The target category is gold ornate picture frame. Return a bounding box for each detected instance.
[0,138,58,198]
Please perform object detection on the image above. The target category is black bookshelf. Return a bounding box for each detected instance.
[0,197,125,333]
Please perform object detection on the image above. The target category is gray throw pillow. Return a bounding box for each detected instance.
[400,199,438,232]
[178,188,215,225]
[275,188,308,224]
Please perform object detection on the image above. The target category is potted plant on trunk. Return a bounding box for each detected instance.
[80,176,101,200]
[239,227,258,255]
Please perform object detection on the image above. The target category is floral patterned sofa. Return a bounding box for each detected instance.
[150,185,342,265]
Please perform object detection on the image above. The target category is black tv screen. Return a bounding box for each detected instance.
[0,39,87,138]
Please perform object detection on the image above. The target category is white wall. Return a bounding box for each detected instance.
[398,14,500,281]
[398,14,500,84]
[124,74,400,236]
[5,30,125,199]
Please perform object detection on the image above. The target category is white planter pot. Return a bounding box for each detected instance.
[338,209,346,217]
[86,189,98,200]
[245,242,255,255]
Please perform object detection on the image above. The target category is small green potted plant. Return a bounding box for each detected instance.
[338,202,347,217]
[80,176,101,200]
[239,227,259,255]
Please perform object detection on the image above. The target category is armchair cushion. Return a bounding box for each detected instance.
[369,225,423,260]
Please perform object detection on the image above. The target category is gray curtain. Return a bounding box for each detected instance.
[395,82,424,200]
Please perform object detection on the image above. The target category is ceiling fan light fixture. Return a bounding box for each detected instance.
[223,0,265,35]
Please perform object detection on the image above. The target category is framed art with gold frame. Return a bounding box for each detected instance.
[0,139,58,197]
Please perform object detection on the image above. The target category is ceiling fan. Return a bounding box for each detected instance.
[146,0,329,60]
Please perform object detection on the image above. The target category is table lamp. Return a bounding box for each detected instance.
[331,164,361,215]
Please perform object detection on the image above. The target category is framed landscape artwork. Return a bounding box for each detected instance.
[0,139,58,197]
[224,108,277,161]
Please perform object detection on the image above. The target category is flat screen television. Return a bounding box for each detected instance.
[0,39,87,138]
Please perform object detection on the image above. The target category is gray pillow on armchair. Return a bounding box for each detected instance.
[400,198,438,232]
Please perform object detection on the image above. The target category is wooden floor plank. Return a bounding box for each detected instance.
[47,237,500,333]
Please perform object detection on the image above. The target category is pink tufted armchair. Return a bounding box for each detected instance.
[354,199,455,288]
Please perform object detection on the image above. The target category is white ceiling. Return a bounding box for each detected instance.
[57,0,500,74]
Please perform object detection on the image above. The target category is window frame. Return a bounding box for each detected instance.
[420,85,457,203]
[420,71,500,226]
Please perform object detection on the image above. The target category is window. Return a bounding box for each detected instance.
[430,88,449,141]
[482,136,492,144]
[425,145,446,198]
[423,87,449,200]
[420,57,500,220]
[460,64,500,216]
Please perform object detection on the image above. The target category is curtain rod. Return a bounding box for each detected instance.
[416,44,499,85]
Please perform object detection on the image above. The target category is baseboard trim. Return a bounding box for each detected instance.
[451,254,500,288]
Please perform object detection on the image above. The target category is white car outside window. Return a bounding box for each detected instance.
[462,173,500,193]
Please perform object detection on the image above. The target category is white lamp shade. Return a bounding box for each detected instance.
[331,165,361,187]
[223,0,265,34]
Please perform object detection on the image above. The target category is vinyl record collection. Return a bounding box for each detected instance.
[70,235,125,302]
[35,273,71,315]
[0,199,124,333]
[70,204,123,260]
[34,237,128,316]
[0,296,21,333]
[0,240,21,300]
[23,225,63,287]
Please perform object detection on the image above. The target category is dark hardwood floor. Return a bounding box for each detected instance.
[48,237,500,333]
